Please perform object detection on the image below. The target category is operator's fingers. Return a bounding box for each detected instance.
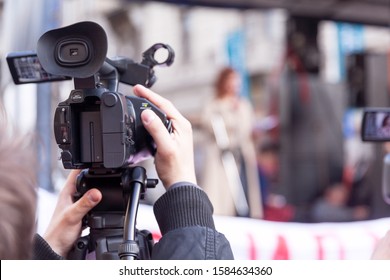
[58,170,81,201]
[133,84,182,120]
[67,188,102,224]
[141,109,172,151]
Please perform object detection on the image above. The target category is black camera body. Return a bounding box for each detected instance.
[40,21,173,169]
[54,87,171,170]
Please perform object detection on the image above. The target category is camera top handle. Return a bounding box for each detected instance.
[106,43,175,89]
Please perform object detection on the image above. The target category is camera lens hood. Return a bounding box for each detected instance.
[37,21,108,78]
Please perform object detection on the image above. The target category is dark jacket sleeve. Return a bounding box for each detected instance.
[33,234,64,260]
[152,184,234,260]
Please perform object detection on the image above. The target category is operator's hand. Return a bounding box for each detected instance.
[133,84,197,189]
[371,230,390,260]
[43,170,102,257]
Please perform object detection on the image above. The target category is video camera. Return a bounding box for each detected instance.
[7,21,174,169]
[361,108,390,205]
[6,21,175,259]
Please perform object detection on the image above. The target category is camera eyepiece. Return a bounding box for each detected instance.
[56,39,92,66]
[37,21,107,78]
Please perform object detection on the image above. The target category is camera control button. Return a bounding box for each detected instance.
[102,93,118,107]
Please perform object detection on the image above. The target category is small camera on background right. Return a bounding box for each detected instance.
[362,108,390,205]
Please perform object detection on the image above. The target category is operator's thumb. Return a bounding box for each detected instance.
[141,109,171,148]
[141,108,157,126]
[86,189,102,205]
[71,189,102,222]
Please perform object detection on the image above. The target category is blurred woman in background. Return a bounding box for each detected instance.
[200,66,262,219]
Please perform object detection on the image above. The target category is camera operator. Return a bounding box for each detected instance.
[0,105,37,259]
[34,85,234,260]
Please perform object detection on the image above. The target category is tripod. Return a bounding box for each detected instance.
[67,166,157,260]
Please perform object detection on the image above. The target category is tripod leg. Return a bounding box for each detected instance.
[119,167,146,260]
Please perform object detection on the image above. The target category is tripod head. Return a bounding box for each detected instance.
[68,166,157,260]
